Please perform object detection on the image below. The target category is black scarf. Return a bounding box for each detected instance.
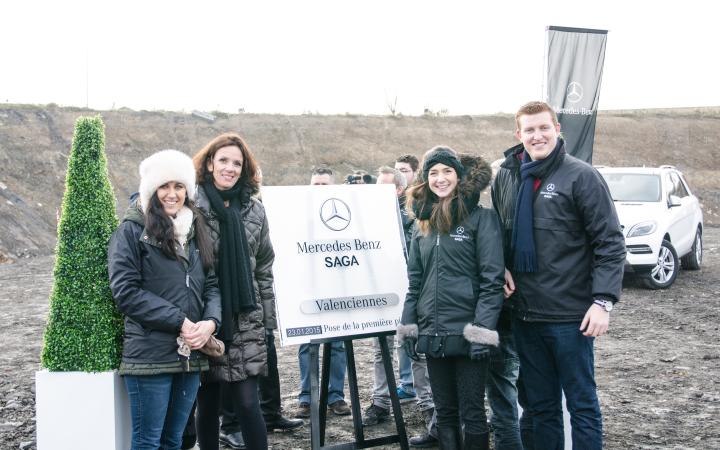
[510,139,565,272]
[203,181,257,344]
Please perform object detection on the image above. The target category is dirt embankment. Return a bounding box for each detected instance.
[1,105,719,260]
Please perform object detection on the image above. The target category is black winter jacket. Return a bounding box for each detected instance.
[400,156,505,357]
[491,142,626,322]
[108,204,222,375]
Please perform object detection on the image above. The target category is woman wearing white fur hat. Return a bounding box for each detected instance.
[397,146,505,450]
[108,149,221,450]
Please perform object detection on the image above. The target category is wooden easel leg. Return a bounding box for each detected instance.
[320,342,332,446]
[379,336,409,449]
[310,344,321,450]
[344,339,366,445]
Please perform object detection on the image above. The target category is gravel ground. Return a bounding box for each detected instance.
[0,228,718,449]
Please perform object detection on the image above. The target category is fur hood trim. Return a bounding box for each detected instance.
[463,323,499,346]
[457,153,492,207]
[396,323,418,344]
[139,149,196,214]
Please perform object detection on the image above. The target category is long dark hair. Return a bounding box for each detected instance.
[145,193,214,272]
[407,183,468,236]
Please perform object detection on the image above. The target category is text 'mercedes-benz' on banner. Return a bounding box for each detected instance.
[262,184,408,346]
[545,26,608,163]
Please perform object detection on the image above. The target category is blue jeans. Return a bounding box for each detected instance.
[397,345,416,394]
[298,342,346,404]
[486,325,522,450]
[125,372,201,450]
[513,320,602,450]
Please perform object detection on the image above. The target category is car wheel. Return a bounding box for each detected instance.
[641,240,678,289]
[681,228,702,270]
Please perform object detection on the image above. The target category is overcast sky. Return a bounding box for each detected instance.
[2,0,718,116]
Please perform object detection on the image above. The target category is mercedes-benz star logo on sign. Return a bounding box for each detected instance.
[320,198,351,231]
[566,81,583,103]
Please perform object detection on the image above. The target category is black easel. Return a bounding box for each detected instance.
[309,330,409,450]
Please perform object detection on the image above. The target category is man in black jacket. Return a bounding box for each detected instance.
[491,101,625,450]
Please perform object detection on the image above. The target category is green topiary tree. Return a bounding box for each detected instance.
[41,116,123,372]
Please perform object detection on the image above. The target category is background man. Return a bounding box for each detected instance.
[295,167,351,418]
[362,167,408,426]
[394,154,419,187]
[392,154,420,403]
[361,166,437,448]
[491,101,625,450]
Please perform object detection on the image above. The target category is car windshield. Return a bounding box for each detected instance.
[601,173,661,202]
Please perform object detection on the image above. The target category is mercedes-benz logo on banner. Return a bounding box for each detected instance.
[566,81,583,103]
[319,198,351,231]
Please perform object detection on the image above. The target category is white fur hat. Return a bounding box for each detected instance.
[138,149,196,213]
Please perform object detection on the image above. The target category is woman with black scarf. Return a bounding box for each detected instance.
[192,133,274,450]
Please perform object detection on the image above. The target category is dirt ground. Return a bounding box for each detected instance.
[0,229,718,450]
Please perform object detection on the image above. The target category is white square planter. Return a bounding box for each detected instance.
[35,369,131,450]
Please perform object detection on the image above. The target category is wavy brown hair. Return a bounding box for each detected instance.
[192,132,260,195]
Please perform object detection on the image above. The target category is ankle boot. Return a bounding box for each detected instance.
[462,432,489,450]
[423,408,438,435]
[437,425,461,450]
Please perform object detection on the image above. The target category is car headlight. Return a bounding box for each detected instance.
[627,221,657,237]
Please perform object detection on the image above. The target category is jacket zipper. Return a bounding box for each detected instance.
[180,246,191,371]
[434,233,439,339]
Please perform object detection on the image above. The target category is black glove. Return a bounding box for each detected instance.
[402,337,420,362]
[469,343,494,361]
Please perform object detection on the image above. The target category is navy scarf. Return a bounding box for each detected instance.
[511,140,565,272]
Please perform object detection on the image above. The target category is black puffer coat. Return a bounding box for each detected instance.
[399,155,505,357]
[108,203,222,375]
[195,186,276,382]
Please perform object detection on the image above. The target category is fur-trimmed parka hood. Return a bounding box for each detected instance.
[457,153,493,207]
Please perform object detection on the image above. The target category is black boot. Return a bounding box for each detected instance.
[437,426,461,450]
[409,408,439,447]
[409,432,438,448]
[462,432,489,450]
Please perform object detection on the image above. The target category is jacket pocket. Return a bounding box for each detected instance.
[446,275,475,303]
[534,217,582,232]
[126,318,151,337]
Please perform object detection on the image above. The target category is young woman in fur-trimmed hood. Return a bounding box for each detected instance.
[398,146,505,450]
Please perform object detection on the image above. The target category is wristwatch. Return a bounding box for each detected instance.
[593,298,613,312]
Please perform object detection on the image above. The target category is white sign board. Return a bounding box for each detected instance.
[262,184,409,346]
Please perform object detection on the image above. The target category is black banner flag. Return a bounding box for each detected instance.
[545,26,607,163]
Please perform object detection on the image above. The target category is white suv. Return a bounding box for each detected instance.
[597,166,703,289]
